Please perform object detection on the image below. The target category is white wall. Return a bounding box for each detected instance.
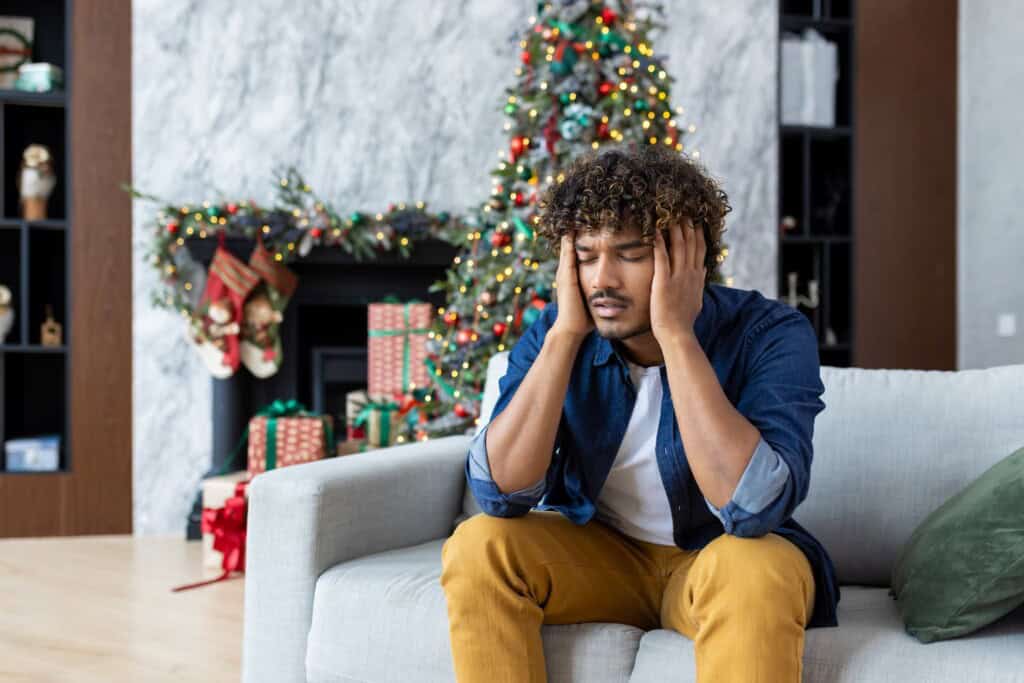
[131,0,779,535]
[958,0,1024,369]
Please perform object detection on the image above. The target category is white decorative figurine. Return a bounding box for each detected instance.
[17,144,57,221]
[0,284,13,344]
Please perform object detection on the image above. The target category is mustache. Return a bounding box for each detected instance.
[590,294,630,304]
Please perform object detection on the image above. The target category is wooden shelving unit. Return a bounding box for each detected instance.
[0,0,71,473]
[778,0,855,368]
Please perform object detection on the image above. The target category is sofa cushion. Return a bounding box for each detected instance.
[305,537,644,683]
[890,444,1024,642]
[627,586,1024,683]
[736,363,1024,586]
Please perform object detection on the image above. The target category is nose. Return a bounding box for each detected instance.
[585,253,623,295]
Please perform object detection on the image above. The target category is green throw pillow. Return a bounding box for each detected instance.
[890,444,1024,643]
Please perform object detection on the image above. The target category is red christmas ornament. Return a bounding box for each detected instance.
[514,193,527,207]
[167,220,180,234]
[520,50,531,65]
[490,231,508,247]
[597,121,610,139]
[454,403,469,418]
[311,228,323,238]
[226,203,239,215]
[456,328,473,346]
[509,136,525,159]
[601,7,618,25]
[598,81,614,96]
[444,311,459,326]
[492,322,507,337]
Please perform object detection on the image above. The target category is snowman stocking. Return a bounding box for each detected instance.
[240,239,298,378]
[188,244,261,378]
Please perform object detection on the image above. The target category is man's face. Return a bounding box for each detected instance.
[573,223,657,341]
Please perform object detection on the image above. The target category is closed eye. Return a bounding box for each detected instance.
[578,254,647,264]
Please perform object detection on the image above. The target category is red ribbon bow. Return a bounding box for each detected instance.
[172,479,250,592]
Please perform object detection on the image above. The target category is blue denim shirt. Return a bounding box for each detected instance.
[464,284,840,629]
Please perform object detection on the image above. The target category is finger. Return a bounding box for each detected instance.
[694,221,707,272]
[561,233,574,271]
[673,221,687,274]
[653,227,669,280]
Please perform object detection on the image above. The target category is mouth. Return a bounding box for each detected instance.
[593,301,628,318]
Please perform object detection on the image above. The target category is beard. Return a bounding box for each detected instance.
[596,316,652,342]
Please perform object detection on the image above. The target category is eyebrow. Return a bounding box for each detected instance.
[574,239,650,252]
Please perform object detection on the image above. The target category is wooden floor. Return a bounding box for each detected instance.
[0,535,244,683]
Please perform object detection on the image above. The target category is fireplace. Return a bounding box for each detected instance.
[185,237,459,538]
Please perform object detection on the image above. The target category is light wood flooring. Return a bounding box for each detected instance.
[0,534,243,682]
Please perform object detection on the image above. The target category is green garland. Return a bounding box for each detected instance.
[123,166,470,319]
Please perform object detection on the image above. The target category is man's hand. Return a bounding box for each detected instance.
[651,218,707,342]
[551,233,595,339]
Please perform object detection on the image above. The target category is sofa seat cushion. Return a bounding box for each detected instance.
[628,586,1024,683]
[306,538,644,683]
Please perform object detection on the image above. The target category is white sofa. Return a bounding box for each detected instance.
[242,352,1024,682]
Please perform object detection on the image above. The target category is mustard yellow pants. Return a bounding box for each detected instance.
[440,510,815,683]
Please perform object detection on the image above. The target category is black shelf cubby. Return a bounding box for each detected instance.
[0,350,67,470]
[809,136,852,236]
[0,0,71,473]
[783,0,852,21]
[780,131,805,235]
[778,1,855,367]
[0,225,21,346]
[3,104,67,220]
[27,226,66,345]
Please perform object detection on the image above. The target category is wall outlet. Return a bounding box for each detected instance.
[997,313,1016,337]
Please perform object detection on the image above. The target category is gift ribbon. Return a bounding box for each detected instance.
[353,398,401,446]
[256,399,335,472]
[368,296,431,395]
[171,479,250,592]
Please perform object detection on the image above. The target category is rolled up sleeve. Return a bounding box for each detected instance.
[704,436,793,536]
[464,302,562,518]
[705,311,826,537]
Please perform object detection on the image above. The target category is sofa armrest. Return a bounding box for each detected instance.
[241,434,472,683]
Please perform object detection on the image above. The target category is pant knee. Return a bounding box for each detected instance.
[441,513,522,582]
[689,533,813,605]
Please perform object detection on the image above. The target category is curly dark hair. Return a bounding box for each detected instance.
[536,144,732,286]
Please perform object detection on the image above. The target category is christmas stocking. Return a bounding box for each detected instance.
[188,244,261,378]
[240,239,298,378]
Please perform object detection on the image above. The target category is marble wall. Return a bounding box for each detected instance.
[131,0,778,535]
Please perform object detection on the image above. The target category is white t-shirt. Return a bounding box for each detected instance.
[594,358,676,546]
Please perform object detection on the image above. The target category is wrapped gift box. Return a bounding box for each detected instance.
[201,470,250,570]
[367,299,433,398]
[351,396,405,448]
[345,389,369,440]
[247,406,334,476]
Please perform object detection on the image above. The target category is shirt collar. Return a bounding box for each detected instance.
[592,285,718,367]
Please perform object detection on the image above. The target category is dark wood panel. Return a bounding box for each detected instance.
[854,0,957,369]
[67,0,133,533]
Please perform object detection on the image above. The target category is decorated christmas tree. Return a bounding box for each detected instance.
[414,0,725,441]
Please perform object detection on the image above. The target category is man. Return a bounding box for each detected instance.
[440,145,839,682]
